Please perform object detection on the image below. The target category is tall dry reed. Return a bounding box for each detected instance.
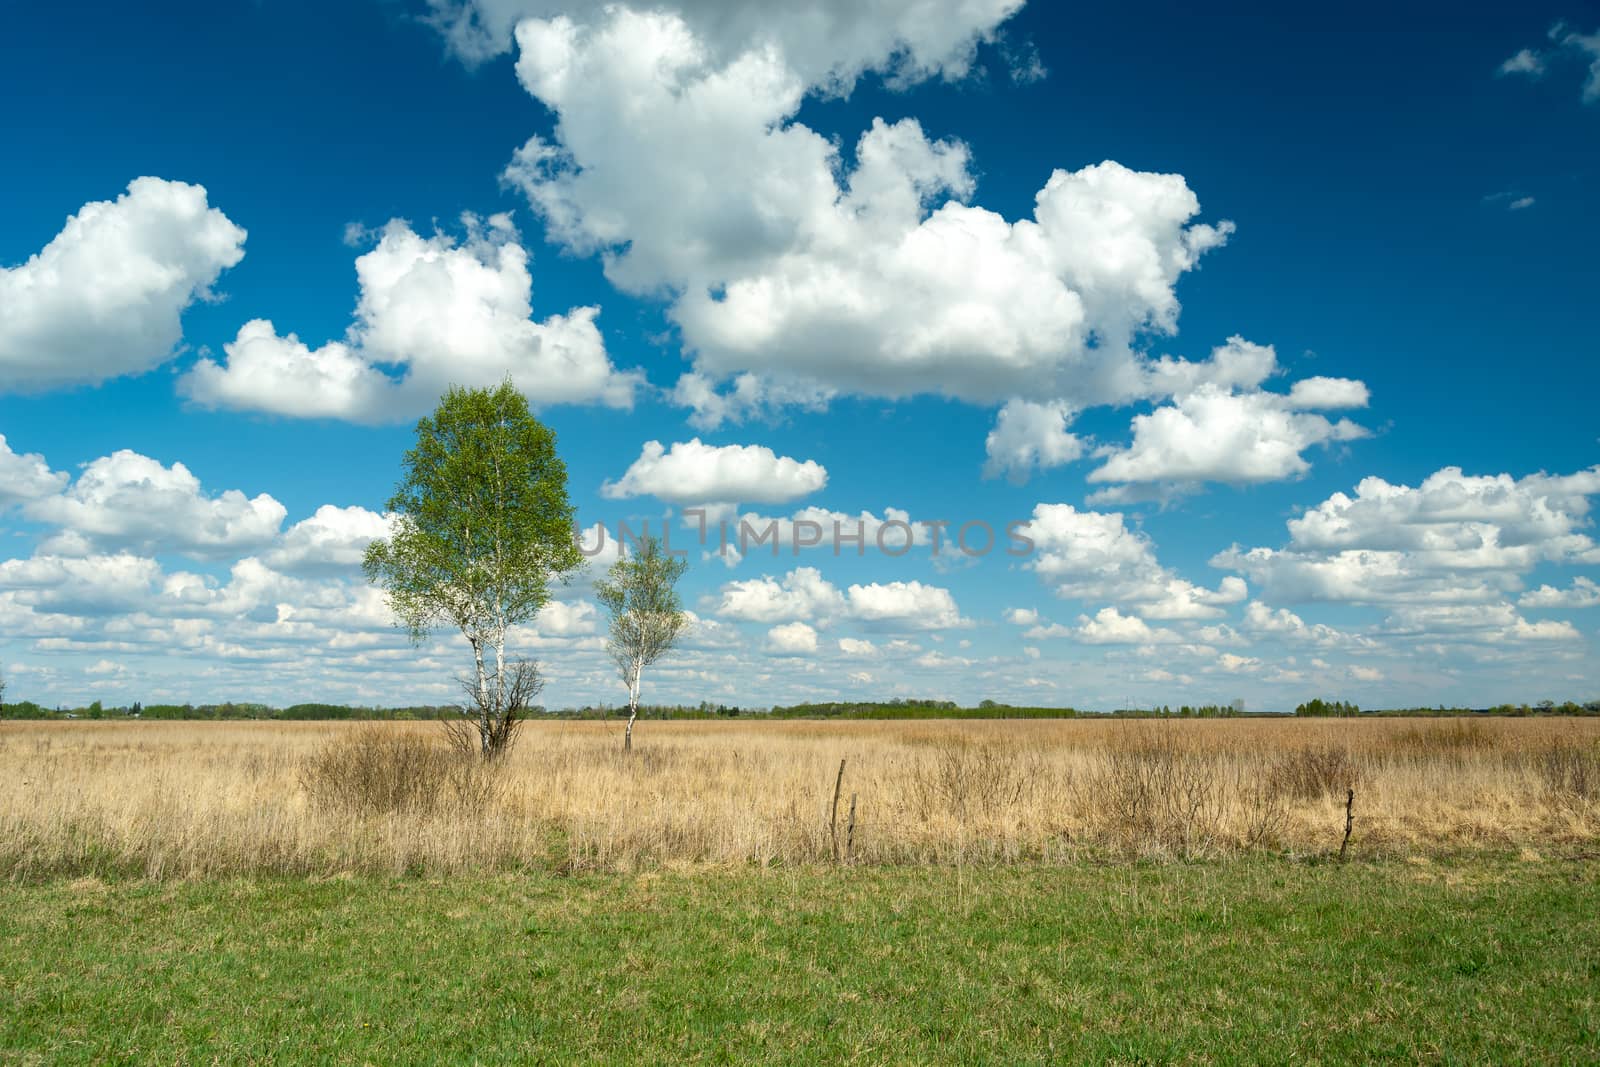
[1,716,1596,878]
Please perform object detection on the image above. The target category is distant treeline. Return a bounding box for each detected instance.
[0,701,458,721]
[3,697,1598,721]
[768,700,1081,719]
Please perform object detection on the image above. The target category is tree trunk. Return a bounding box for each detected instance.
[471,638,491,757]
[623,662,642,752]
[491,627,506,755]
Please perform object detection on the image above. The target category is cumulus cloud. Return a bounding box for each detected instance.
[264,505,391,576]
[1240,601,1373,649]
[0,178,246,391]
[845,580,964,629]
[530,598,599,636]
[837,636,879,658]
[0,552,170,616]
[1075,606,1177,645]
[691,504,931,564]
[1217,652,1261,672]
[1216,465,1600,645]
[427,0,1024,87]
[0,436,68,509]
[711,566,845,622]
[184,215,638,421]
[25,451,285,559]
[1286,376,1370,409]
[602,438,826,505]
[1381,602,1580,644]
[983,399,1082,484]
[766,620,819,654]
[1519,576,1600,609]
[1019,503,1245,619]
[1285,466,1600,561]
[498,7,1232,425]
[710,567,964,630]
[1088,376,1369,501]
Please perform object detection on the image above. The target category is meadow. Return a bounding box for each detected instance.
[4,716,1600,1063]
[4,859,1598,1064]
[2,716,1597,879]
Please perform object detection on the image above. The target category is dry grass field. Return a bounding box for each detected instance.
[2,716,1597,879]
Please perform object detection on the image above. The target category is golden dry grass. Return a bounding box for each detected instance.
[2,716,1597,878]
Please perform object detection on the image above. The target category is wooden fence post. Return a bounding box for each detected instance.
[1338,787,1355,862]
[830,759,846,863]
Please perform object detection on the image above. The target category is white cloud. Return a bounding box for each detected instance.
[184,216,638,421]
[837,637,879,658]
[1075,606,1177,645]
[670,372,832,431]
[1509,196,1536,211]
[26,451,285,559]
[1381,602,1580,644]
[602,438,826,505]
[1023,621,1073,639]
[0,178,246,391]
[1019,503,1245,619]
[1286,376,1370,409]
[845,580,964,629]
[709,567,964,630]
[264,506,391,576]
[1567,27,1600,101]
[1284,466,1600,561]
[0,436,68,509]
[531,599,599,636]
[1003,607,1039,626]
[1088,377,1368,499]
[1498,24,1600,102]
[0,553,169,616]
[1240,601,1372,649]
[982,399,1082,484]
[1217,465,1600,648]
[696,504,930,563]
[1498,48,1545,77]
[500,7,1232,421]
[767,620,819,655]
[1519,576,1600,609]
[427,0,1024,88]
[712,566,845,622]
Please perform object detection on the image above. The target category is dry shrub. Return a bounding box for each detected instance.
[1270,746,1360,800]
[908,740,1035,819]
[1390,719,1495,756]
[299,727,499,815]
[1540,740,1600,804]
[1082,733,1228,858]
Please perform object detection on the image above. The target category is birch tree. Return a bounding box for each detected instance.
[595,535,688,752]
[363,382,581,758]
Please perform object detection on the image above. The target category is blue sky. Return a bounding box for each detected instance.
[1,0,1597,710]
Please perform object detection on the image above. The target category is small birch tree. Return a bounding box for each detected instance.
[595,534,688,752]
[363,382,581,758]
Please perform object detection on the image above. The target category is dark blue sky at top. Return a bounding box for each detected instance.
[1,0,1596,599]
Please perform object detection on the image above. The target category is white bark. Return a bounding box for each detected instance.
[623,659,642,752]
[470,637,491,755]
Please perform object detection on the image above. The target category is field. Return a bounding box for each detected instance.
[4,717,1599,1062]
[1,716,1597,878]
[4,859,1599,1063]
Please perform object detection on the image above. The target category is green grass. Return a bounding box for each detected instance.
[3,858,1597,1064]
